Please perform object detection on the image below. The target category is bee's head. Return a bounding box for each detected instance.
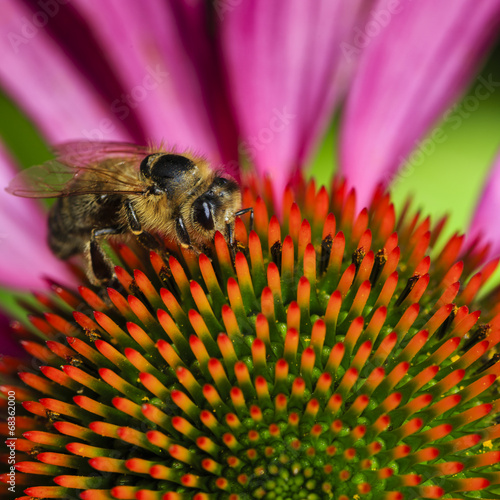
[191,176,241,238]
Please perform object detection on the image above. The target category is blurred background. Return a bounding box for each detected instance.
[311,41,500,235]
[0,2,500,317]
[2,42,499,237]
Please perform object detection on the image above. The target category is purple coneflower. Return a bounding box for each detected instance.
[1,1,500,499]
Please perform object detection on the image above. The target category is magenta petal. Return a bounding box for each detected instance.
[470,150,500,256]
[340,0,500,208]
[219,0,371,198]
[0,144,76,289]
[0,1,130,143]
[70,0,238,168]
[0,311,26,358]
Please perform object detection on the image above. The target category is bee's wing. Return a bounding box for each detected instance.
[6,160,146,198]
[52,141,155,167]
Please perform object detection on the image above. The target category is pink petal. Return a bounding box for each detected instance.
[69,0,239,171]
[470,150,500,256]
[0,144,76,289]
[0,1,130,143]
[219,0,373,199]
[340,0,500,208]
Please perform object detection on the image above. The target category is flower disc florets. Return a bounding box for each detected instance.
[1,176,500,500]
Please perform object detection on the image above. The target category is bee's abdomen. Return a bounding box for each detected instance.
[48,199,85,259]
[48,194,125,259]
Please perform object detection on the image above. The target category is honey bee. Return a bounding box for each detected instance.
[7,141,251,284]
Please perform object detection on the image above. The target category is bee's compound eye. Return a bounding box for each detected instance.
[193,198,215,231]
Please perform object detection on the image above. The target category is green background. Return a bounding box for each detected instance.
[310,48,500,238]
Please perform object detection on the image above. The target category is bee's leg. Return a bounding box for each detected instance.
[235,207,254,232]
[125,200,162,250]
[227,222,234,248]
[136,231,162,251]
[227,221,237,264]
[90,227,124,284]
[198,243,214,260]
[175,216,192,248]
